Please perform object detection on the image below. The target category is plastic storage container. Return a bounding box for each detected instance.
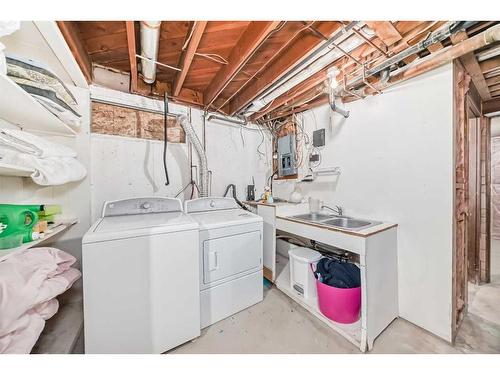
[316,278,361,324]
[289,247,322,300]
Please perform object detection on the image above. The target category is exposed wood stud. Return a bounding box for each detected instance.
[56,21,93,83]
[125,21,138,93]
[173,21,207,97]
[451,31,491,100]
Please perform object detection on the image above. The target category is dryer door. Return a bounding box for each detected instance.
[203,230,262,285]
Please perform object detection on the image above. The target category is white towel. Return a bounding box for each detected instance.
[0,148,86,186]
[0,128,77,158]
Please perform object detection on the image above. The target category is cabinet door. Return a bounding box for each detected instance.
[257,205,276,281]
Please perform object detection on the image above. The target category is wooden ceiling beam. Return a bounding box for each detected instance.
[480,55,500,75]
[364,21,402,47]
[451,30,491,100]
[225,22,342,116]
[57,21,93,83]
[125,21,138,93]
[204,21,280,106]
[486,75,500,86]
[173,21,207,97]
[483,97,500,115]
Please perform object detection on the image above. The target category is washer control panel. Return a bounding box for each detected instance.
[102,197,183,217]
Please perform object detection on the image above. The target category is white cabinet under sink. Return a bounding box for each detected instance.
[247,201,398,352]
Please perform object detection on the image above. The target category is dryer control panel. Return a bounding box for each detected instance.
[184,197,239,213]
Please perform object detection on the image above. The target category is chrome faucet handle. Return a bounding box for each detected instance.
[321,204,343,216]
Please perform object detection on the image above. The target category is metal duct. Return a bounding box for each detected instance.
[140,21,161,84]
[178,115,209,197]
[346,21,478,89]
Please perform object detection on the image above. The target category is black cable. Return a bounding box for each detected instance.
[223,184,249,211]
[163,94,170,186]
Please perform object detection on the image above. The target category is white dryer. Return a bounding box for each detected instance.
[82,197,200,353]
[184,197,263,328]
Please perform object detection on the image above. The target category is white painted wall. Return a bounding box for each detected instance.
[89,105,273,221]
[273,64,455,341]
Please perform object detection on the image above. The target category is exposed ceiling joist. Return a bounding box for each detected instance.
[173,21,207,97]
[364,21,402,46]
[204,21,280,107]
[125,21,138,93]
[486,75,500,86]
[225,22,342,116]
[483,97,500,115]
[480,55,500,75]
[56,21,93,83]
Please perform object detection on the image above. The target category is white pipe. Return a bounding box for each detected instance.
[178,115,209,197]
[140,21,161,84]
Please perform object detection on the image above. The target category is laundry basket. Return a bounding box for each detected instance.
[314,259,361,324]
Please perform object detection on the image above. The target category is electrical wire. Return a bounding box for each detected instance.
[195,52,229,65]
[223,184,249,211]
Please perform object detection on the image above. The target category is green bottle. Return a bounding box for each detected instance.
[0,204,41,249]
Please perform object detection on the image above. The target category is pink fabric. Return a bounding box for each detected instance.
[0,247,81,354]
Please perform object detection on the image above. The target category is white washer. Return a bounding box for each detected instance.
[82,197,200,354]
[184,197,263,328]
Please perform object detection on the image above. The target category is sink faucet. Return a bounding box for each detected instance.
[322,204,343,216]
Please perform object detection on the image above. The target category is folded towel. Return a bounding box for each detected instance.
[0,148,86,186]
[0,128,77,158]
[6,54,78,110]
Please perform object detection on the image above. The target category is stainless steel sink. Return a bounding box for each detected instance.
[291,213,333,222]
[289,213,380,231]
[323,217,372,229]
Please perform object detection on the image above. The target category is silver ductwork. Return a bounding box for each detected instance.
[178,115,209,197]
[140,21,161,84]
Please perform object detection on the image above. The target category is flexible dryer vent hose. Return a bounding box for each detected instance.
[178,115,209,197]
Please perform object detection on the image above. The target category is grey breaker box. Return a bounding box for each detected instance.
[277,134,297,177]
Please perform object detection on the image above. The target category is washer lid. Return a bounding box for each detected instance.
[83,211,198,244]
[189,208,262,230]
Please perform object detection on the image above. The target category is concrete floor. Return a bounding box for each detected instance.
[171,282,500,354]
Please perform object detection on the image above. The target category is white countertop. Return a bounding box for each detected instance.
[246,200,397,237]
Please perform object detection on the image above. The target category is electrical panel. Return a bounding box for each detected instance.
[313,128,325,147]
[277,134,297,177]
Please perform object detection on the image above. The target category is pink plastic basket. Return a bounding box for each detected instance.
[316,279,361,324]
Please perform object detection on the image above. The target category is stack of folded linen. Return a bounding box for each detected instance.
[0,247,81,354]
[6,54,81,128]
[0,128,87,185]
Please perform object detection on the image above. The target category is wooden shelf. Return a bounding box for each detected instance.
[0,162,34,177]
[0,220,77,261]
[0,74,77,136]
[275,255,362,349]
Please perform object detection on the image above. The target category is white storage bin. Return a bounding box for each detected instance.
[289,247,322,300]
